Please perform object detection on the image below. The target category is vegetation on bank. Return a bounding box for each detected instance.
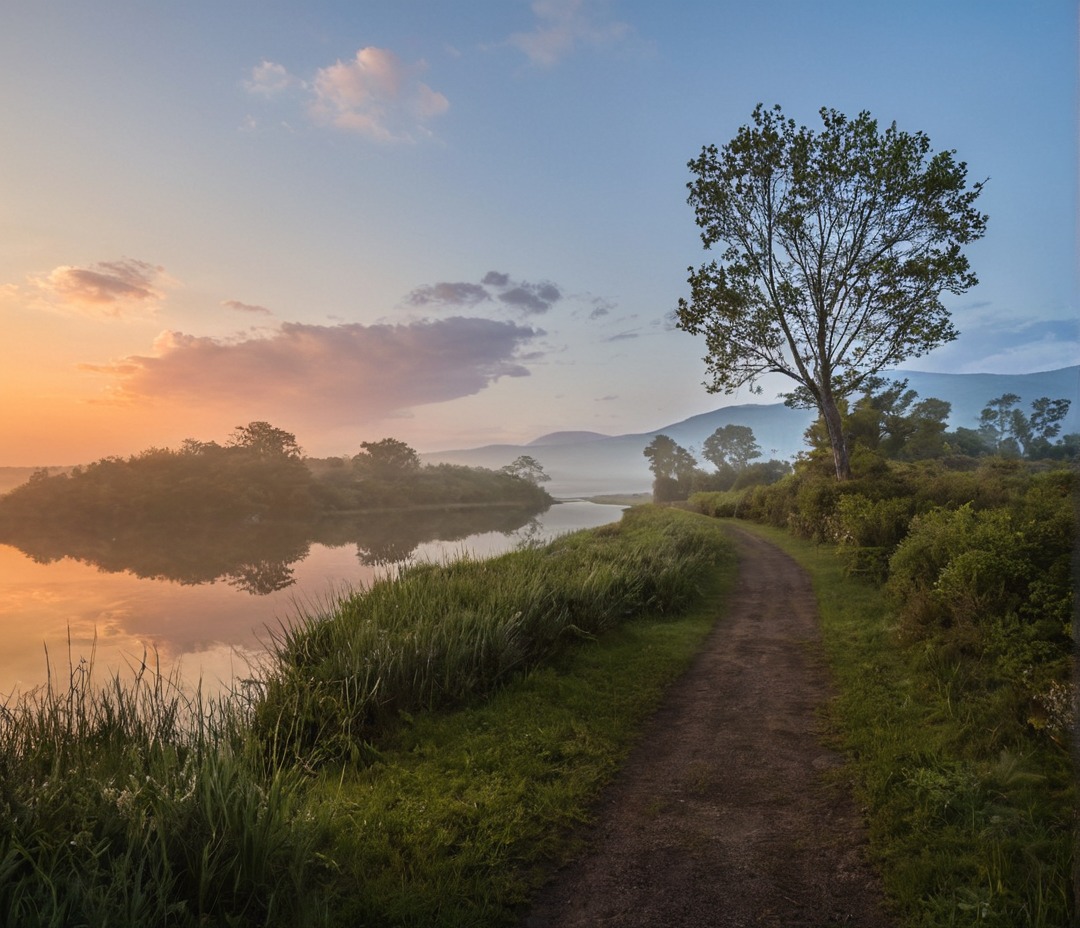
[0,507,735,927]
[0,424,551,534]
[690,455,1075,927]
[645,382,1075,503]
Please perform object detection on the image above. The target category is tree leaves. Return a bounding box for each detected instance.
[677,104,987,479]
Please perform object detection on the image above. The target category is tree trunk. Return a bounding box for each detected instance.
[820,394,851,480]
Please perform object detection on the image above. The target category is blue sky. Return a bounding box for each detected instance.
[0,0,1075,463]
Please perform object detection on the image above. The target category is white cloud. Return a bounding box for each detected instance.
[80,318,542,426]
[909,315,1080,374]
[509,0,631,66]
[244,60,296,96]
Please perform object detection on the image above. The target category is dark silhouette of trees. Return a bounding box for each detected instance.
[500,455,551,485]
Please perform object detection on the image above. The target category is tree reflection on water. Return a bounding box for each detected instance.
[0,503,550,595]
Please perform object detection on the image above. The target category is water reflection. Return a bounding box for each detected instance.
[0,501,622,696]
[1,504,548,595]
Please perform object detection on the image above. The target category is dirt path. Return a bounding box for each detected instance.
[522,527,893,927]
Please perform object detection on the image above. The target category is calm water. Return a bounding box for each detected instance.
[0,500,624,696]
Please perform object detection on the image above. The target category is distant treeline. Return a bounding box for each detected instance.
[0,422,552,532]
[645,384,1076,502]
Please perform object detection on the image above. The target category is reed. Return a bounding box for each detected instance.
[0,646,332,927]
[0,505,731,926]
[253,506,728,766]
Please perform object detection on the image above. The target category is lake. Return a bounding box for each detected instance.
[0,500,625,698]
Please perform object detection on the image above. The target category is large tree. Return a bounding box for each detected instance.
[676,105,987,479]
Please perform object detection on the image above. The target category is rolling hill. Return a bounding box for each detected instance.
[423,366,1080,496]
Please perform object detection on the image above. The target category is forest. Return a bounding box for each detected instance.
[0,423,552,531]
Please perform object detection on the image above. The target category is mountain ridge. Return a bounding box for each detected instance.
[423,366,1080,496]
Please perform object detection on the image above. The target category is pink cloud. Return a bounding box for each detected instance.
[81,318,540,426]
[222,299,272,316]
[309,47,449,141]
[32,258,168,317]
[509,0,631,66]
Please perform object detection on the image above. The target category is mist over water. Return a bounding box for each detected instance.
[0,500,624,697]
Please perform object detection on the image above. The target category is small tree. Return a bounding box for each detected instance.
[676,104,987,480]
[353,438,422,480]
[978,394,1072,458]
[702,424,761,471]
[846,379,952,460]
[501,455,551,485]
[229,422,302,459]
[644,435,697,501]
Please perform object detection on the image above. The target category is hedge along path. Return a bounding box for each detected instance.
[522,526,892,928]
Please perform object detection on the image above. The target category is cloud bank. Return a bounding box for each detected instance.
[82,317,541,426]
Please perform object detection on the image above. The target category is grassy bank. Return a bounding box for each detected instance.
[0,507,736,927]
[735,521,1074,928]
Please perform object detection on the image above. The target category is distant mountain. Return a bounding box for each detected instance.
[423,366,1080,497]
[527,431,610,446]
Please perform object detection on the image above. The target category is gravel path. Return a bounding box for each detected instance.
[522,526,893,927]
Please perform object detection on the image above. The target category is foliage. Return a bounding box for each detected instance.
[252,507,732,767]
[0,435,316,530]
[801,383,1076,465]
[0,428,552,546]
[978,393,1072,458]
[500,454,551,484]
[676,104,987,479]
[352,437,422,480]
[229,421,303,459]
[643,434,697,501]
[0,657,332,927]
[740,523,1074,928]
[844,378,953,460]
[702,423,761,470]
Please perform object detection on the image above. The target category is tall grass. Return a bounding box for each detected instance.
[253,506,729,765]
[0,648,332,927]
[1,506,732,926]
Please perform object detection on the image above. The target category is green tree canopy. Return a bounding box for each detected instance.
[846,379,952,461]
[702,424,762,471]
[353,438,422,480]
[676,104,987,480]
[978,394,1072,458]
[643,435,698,501]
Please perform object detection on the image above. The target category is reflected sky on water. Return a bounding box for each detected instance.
[0,501,624,696]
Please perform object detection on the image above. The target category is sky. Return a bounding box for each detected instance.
[1,0,1076,465]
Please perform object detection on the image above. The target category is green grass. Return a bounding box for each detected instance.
[311,568,735,926]
[732,521,1074,928]
[0,652,333,928]
[252,506,732,766]
[0,506,736,927]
